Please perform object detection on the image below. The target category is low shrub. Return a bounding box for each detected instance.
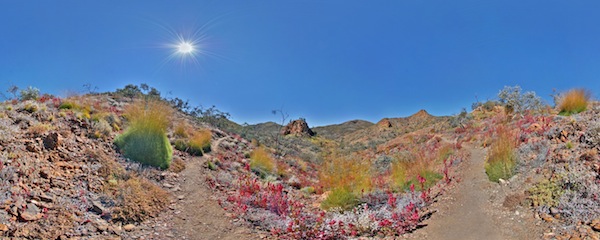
[485,126,517,182]
[558,89,591,116]
[19,86,40,101]
[321,187,359,211]
[114,100,173,169]
[58,102,74,110]
[528,177,564,208]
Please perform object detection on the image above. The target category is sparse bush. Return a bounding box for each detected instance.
[321,187,360,211]
[114,100,173,169]
[497,85,545,114]
[19,86,40,101]
[558,89,591,116]
[250,147,275,177]
[485,126,517,182]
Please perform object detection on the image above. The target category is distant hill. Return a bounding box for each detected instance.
[337,110,450,153]
[313,120,374,140]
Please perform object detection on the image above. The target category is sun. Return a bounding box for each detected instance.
[177,41,195,54]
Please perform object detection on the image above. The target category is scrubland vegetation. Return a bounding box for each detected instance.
[1,83,598,239]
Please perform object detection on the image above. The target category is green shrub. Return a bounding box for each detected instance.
[115,128,173,169]
[115,100,173,169]
[321,187,359,211]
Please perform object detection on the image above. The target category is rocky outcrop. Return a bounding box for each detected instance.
[377,118,392,128]
[281,119,314,136]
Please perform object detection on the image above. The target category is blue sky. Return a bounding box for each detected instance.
[1,1,599,126]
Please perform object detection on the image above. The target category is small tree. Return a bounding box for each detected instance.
[271,108,289,155]
[497,85,545,115]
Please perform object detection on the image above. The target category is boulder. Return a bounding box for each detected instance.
[281,119,314,136]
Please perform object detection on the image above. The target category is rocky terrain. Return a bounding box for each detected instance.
[1,85,599,239]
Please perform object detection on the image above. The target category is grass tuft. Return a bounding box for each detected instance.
[321,187,359,211]
[250,146,275,177]
[558,89,591,116]
[485,126,517,182]
[114,100,173,169]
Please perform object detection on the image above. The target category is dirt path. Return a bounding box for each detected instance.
[408,145,537,240]
[169,139,258,240]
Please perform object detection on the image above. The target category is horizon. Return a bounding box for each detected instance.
[2,1,599,127]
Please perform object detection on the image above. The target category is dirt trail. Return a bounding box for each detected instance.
[169,139,257,240]
[409,145,536,240]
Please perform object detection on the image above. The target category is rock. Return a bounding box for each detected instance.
[90,201,106,215]
[43,132,61,150]
[287,176,302,189]
[95,219,109,232]
[20,203,43,221]
[540,213,554,222]
[591,219,600,231]
[123,224,135,231]
[177,195,185,200]
[163,183,174,188]
[377,118,392,128]
[280,119,314,136]
[0,224,8,231]
[550,207,559,215]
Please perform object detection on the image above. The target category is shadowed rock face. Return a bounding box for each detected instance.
[281,119,314,137]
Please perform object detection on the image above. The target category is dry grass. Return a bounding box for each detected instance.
[169,157,186,173]
[188,129,212,154]
[485,126,517,182]
[390,150,441,191]
[558,89,591,116]
[250,146,275,176]
[123,99,172,132]
[173,121,189,138]
[110,176,170,223]
[319,152,372,194]
[28,123,52,136]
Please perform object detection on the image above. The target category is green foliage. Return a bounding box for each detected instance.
[321,187,359,211]
[528,178,564,208]
[115,128,173,169]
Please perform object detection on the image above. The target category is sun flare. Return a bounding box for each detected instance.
[177,41,195,54]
